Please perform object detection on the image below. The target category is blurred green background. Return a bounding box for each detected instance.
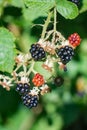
[0,1,87,130]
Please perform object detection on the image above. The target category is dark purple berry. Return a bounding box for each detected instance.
[29,44,46,61]
[16,83,23,92]
[54,76,64,87]
[21,94,38,109]
[16,83,30,95]
[56,46,74,64]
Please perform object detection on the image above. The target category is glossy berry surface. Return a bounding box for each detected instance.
[68,0,79,5]
[54,76,64,87]
[56,46,74,64]
[21,94,38,108]
[29,44,46,61]
[32,73,45,87]
[16,83,30,95]
[68,33,81,47]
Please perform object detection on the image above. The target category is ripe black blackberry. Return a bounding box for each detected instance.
[68,0,79,5]
[56,46,74,64]
[21,94,38,108]
[29,44,46,61]
[54,76,64,87]
[16,83,30,95]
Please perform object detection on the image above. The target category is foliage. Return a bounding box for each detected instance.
[0,28,16,73]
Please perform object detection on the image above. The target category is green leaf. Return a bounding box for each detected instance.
[80,39,87,55]
[0,0,3,4]
[79,58,87,76]
[56,0,79,19]
[0,28,16,73]
[80,0,87,13]
[67,61,79,78]
[10,0,24,7]
[34,62,52,80]
[23,0,55,21]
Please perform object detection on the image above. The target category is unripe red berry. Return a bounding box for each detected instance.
[32,73,44,87]
[68,33,81,47]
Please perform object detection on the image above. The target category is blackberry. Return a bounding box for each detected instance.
[54,76,64,87]
[29,44,46,61]
[56,46,74,64]
[21,94,38,108]
[68,0,79,5]
[16,83,30,95]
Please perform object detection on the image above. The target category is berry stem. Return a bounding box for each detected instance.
[32,69,37,74]
[41,11,53,39]
[23,64,27,76]
[13,64,22,74]
[27,61,35,76]
[44,30,54,41]
[54,8,57,33]
[52,8,57,44]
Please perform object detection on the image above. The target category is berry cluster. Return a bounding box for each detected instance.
[0,4,82,110]
[30,44,46,61]
[68,33,81,47]
[16,83,30,95]
[6,32,81,109]
[16,83,39,108]
[68,0,79,5]
[21,94,38,108]
[56,46,74,64]
[32,73,45,87]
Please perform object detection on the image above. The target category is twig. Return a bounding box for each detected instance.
[41,11,53,39]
